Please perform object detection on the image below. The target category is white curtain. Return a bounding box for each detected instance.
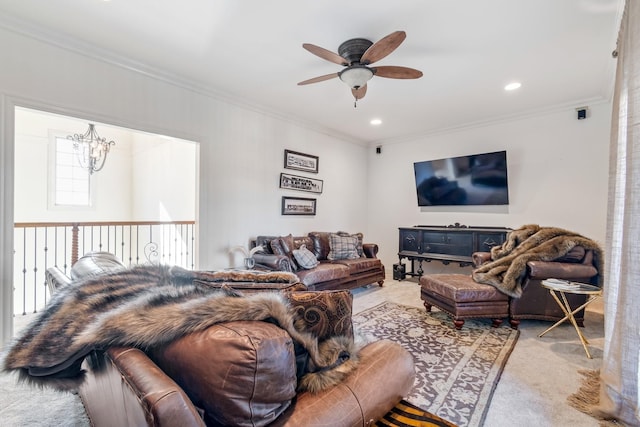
[598,1,640,424]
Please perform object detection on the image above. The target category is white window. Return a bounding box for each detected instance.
[51,135,92,207]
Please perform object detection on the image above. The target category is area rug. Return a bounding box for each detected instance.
[376,399,457,427]
[353,302,520,427]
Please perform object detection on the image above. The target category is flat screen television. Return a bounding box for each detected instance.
[414,150,509,206]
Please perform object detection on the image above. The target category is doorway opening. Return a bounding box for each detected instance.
[12,106,199,324]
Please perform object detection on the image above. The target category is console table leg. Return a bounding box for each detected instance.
[417,260,424,276]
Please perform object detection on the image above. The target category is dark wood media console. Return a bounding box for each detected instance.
[396,223,510,279]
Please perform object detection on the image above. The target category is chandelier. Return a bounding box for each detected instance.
[67,123,115,175]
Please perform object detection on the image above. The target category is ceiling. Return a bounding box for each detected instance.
[0,0,624,144]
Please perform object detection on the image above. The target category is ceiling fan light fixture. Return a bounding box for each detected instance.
[301,31,420,104]
[339,66,374,89]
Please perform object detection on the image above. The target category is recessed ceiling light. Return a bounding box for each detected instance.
[370,119,382,126]
[504,82,522,91]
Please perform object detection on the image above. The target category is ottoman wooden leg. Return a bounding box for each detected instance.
[423,301,433,312]
[453,319,465,330]
[491,319,503,328]
[509,319,520,329]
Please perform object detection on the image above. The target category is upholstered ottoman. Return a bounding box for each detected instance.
[420,274,515,330]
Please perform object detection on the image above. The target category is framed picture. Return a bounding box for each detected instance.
[284,149,319,174]
[281,196,316,216]
[279,172,323,194]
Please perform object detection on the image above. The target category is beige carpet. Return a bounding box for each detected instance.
[354,301,519,427]
[353,278,605,427]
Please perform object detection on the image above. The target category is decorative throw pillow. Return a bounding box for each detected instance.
[255,236,276,254]
[270,234,298,271]
[327,233,360,260]
[293,244,320,269]
[337,231,365,257]
[270,238,285,257]
[286,290,354,341]
[308,232,331,260]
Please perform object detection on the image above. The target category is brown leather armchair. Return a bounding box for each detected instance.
[472,246,600,328]
[46,252,415,427]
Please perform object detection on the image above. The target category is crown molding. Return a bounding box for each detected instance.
[371,96,612,147]
[0,15,365,147]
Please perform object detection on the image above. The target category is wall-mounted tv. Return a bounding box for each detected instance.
[414,150,509,206]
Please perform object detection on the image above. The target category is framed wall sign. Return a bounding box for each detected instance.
[284,149,319,174]
[279,172,323,194]
[281,196,316,215]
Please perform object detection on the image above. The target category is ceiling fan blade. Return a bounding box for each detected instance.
[360,31,406,65]
[302,43,348,66]
[352,85,367,100]
[297,73,339,85]
[374,66,423,79]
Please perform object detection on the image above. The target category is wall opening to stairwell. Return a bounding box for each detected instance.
[12,106,199,318]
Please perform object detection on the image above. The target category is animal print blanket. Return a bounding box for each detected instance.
[2,265,359,392]
[472,224,603,298]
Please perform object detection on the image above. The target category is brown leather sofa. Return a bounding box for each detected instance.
[251,232,385,291]
[46,252,414,427]
[472,245,600,328]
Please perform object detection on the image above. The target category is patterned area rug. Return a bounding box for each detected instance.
[353,302,519,427]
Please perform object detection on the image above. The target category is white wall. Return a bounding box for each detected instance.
[199,102,368,268]
[14,108,135,221]
[0,27,368,345]
[367,103,611,273]
[130,133,197,221]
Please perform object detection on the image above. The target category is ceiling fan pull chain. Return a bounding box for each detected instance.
[354,97,357,108]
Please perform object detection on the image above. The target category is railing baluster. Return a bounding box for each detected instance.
[191,224,195,270]
[165,224,169,264]
[21,228,27,316]
[54,227,58,268]
[80,226,85,258]
[32,228,38,313]
[135,225,140,264]
[43,228,49,307]
[13,220,196,316]
[173,224,178,266]
[178,224,182,266]
[71,224,79,265]
[120,225,124,263]
[63,226,68,274]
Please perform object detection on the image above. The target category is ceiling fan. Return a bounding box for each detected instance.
[298,30,423,105]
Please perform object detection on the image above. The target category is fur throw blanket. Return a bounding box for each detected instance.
[2,265,359,393]
[472,224,603,298]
